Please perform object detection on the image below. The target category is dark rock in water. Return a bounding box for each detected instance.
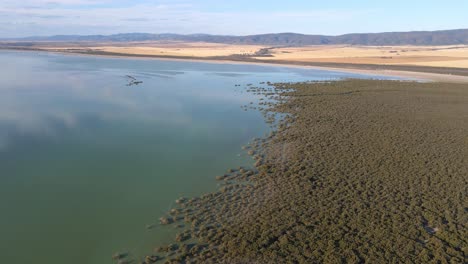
[126,75,136,81]
[125,75,143,86]
[126,80,143,86]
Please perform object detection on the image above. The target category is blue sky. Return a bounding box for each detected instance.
[1,0,467,37]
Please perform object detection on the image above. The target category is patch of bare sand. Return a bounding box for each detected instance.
[259,45,468,68]
[43,42,468,68]
[301,66,468,84]
[400,59,468,68]
[44,42,266,58]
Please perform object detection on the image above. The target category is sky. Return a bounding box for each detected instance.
[1,0,468,38]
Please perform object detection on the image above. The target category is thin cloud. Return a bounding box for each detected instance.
[2,1,465,38]
[2,0,115,7]
[0,2,370,37]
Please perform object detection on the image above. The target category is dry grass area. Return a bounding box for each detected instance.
[42,41,266,58]
[4,41,468,68]
[259,45,468,68]
[37,42,468,68]
[4,41,468,80]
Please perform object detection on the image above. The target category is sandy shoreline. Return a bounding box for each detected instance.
[3,47,468,83]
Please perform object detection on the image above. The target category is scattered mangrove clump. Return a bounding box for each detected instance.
[135,79,467,263]
[112,252,128,261]
[159,217,174,225]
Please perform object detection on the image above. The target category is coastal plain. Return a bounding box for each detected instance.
[1,42,467,264]
[3,41,468,82]
[6,41,468,68]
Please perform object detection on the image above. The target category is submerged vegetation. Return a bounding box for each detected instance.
[132,79,467,263]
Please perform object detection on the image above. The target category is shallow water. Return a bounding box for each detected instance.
[0,51,385,264]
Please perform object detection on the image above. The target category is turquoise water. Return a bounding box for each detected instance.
[0,51,376,264]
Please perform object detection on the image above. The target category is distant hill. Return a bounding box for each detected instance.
[6,29,468,46]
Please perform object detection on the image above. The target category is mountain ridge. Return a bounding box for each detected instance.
[4,29,468,46]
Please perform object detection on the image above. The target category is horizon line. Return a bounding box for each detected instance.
[3,27,468,40]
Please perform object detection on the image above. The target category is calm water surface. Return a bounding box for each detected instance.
[0,51,379,264]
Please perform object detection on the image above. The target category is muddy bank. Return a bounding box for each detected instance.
[137,80,467,263]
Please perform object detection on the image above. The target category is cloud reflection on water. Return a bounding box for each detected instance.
[0,52,266,151]
[0,51,377,151]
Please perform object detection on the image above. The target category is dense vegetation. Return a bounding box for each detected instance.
[128,80,467,264]
[9,28,468,45]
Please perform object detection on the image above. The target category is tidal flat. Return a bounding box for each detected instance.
[0,51,384,264]
[148,80,467,263]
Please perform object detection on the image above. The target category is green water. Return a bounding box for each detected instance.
[0,51,374,264]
